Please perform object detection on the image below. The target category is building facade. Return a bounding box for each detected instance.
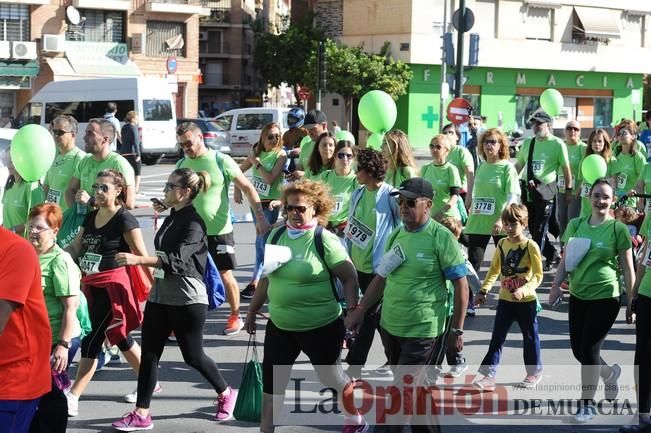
[0,0,205,127]
[324,0,651,148]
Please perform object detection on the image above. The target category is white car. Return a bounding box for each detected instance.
[0,127,17,225]
[213,107,290,157]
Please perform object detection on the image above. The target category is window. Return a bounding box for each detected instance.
[204,62,223,86]
[0,4,29,42]
[143,99,173,121]
[594,98,613,128]
[146,21,185,58]
[66,9,124,43]
[43,100,135,124]
[235,113,273,131]
[525,7,552,41]
[515,95,540,130]
[214,115,233,131]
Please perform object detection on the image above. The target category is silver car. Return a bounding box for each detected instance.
[176,118,231,156]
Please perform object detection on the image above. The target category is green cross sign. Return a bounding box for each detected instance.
[421,105,439,129]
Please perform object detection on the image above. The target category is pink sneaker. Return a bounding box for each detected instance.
[112,410,153,431]
[215,387,238,421]
[342,420,369,433]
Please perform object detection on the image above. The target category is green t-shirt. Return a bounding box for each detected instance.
[385,166,416,188]
[447,145,474,190]
[516,135,569,184]
[578,157,617,218]
[465,160,520,235]
[2,181,45,231]
[252,149,284,200]
[299,139,315,171]
[75,152,135,214]
[562,217,631,300]
[266,226,348,331]
[638,164,651,236]
[381,220,465,338]
[176,150,242,235]
[39,245,82,344]
[420,162,461,220]
[638,227,651,298]
[558,141,587,193]
[319,169,358,225]
[349,187,378,273]
[612,151,646,202]
[45,148,86,213]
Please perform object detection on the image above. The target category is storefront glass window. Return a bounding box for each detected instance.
[594,98,613,128]
[515,95,539,129]
[0,4,29,42]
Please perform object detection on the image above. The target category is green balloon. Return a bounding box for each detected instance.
[335,130,355,145]
[300,134,312,147]
[358,90,397,134]
[581,154,607,185]
[10,124,55,182]
[540,88,563,116]
[366,132,385,150]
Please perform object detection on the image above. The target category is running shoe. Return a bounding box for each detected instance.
[112,410,153,431]
[374,362,393,376]
[215,387,238,421]
[466,306,476,317]
[223,315,244,335]
[574,403,596,423]
[604,363,622,401]
[445,363,469,378]
[124,383,162,404]
[473,375,496,392]
[342,420,370,433]
[515,373,542,388]
[64,389,79,417]
[240,283,256,299]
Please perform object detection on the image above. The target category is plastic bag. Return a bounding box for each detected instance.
[233,335,263,422]
[205,253,225,310]
[57,206,86,249]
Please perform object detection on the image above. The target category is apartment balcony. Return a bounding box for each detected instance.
[11,0,49,5]
[201,0,231,24]
[146,0,210,16]
[73,0,130,11]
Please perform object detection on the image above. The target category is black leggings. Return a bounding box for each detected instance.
[80,285,134,358]
[136,302,228,408]
[635,294,651,413]
[466,233,504,273]
[568,295,620,403]
[345,271,382,369]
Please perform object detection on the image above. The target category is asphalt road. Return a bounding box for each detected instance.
[65,161,639,433]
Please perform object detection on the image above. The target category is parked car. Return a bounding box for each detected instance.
[213,107,290,157]
[176,118,231,156]
[0,128,17,226]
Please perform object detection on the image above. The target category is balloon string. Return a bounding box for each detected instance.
[23,181,34,239]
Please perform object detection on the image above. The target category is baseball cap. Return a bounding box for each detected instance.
[528,108,553,125]
[303,110,327,129]
[390,177,434,200]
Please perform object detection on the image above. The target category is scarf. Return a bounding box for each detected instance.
[286,218,318,239]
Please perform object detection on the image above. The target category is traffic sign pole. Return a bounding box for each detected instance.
[454,0,466,98]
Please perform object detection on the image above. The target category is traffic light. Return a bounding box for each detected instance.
[318,41,327,90]
[443,32,455,67]
[468,33,479,67]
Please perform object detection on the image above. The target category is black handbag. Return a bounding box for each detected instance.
[525,137,558,201]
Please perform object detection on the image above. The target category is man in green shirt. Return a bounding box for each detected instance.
[44,115,86,213]
[65,118,135,213]
[292,110,328,179]
[514,109,572,271]
[172,122,271,335]
[345,177,468,431]
[557,120,587,237]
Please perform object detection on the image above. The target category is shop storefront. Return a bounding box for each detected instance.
[395,65,643,149]
[0,60,38,127]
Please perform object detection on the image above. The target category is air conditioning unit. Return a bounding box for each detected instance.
[0,41,10,59]
[12,41,37,60]
[199,31,209,42]
[42,34,65,53]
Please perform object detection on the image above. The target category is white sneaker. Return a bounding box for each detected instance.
[64,389,79,417]
[574,404,596,423]
[124,382,162,404]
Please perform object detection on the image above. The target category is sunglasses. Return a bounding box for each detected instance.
[267,133,280,141]
[284,205,309,213]
[397,198,418,208]
[619,130,632,137]
[337,152,354,160]
[163,182,183,191]
[52,129,71,136]
[566,126,580,132]
[92,183,110,193]
[429,144,445,150]
[178,139,194,147]
[483,139,498,145]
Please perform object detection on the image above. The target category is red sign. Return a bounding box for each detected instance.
[446,98,474,125]
[298,86,311,101]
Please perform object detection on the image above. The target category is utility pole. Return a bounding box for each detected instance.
[454,0,466,98]
[438,0,449,133]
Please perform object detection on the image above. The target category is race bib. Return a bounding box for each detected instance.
[581,183,591,198]
[645,199,651,214]
[80,252,102,275]
[252,175,270,196]
[46,189,62,204]
[531,160,544,176]
[557,175,565,191]
[331,194,345,215]
[345,216,374,249]
[154,251,166,279]
[646,240,651,267]
[472,197,495,216]
[376,244,406,278]
[617,173,628,190]
[76,203,87,215]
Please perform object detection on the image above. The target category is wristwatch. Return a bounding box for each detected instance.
[451,328,464,336]
[56,339,71,349]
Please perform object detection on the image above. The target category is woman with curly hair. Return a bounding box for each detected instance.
[382,129,417,188]
[244,179,367,433]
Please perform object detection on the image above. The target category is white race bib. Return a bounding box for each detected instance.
[617,173,628,190]
[581,183,591,198]
[252,175,270,196]
[645,199,651,214]
[557,175,565,191]
[345,216,374,249]
[376,244,406,278]
[472,197,495,216]
[80,252,102,275]
[331,194,345,215]
[532,160,544,176]
[154,251,166,279]
[46,188,62,205]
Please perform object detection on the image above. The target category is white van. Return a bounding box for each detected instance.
[14,77,177,165]
[213,107,290,157]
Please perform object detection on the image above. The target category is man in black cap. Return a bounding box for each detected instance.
[514,108,572,271]
[346,177,468,432]
[296,109,328,174]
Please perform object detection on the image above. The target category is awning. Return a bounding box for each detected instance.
[574,6,621,38]
[45,57,77,78]
[0,60,39,77]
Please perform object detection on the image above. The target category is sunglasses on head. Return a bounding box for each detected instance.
[52,129,70,137]
[92,183,110,193]
[267,133,280,141]
[284,205,309,213]
[337,152,354,160]
[566,126,580,132]
[619,129,632,136]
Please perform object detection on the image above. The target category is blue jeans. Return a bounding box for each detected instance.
[0,398,40,433]
[251,205,280,282]
[479,299,542,377]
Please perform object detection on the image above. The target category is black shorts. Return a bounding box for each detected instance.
[207,232,237,271]
[122,154,142,176]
